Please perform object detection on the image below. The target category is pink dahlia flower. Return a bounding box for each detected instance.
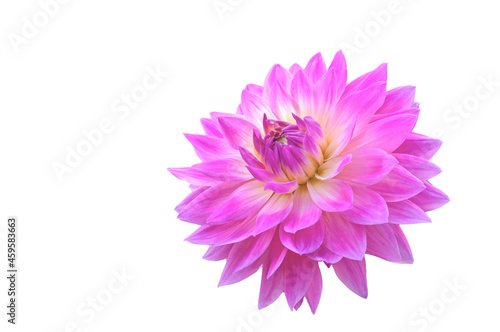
[169,51,449,313]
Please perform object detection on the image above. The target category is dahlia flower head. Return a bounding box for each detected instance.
[169,51,449,313]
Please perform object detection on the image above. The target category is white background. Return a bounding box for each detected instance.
[1,0,499,331]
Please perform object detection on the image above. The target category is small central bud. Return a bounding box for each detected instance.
[274,134,288,145]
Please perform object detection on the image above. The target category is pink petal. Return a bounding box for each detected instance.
[200,118,223,138]
[376,86,416,114]
[289,63,303,75]
[266,232,288,278]
[371,107,420,122]
[246,166,275,182]
[233,227,276,271]
[314,67,339,119]
[316,154,352,180]
[279,219,325,255]
[306,245,342,264]
[333,258,368,298]
[336,148,398,185]
[389,224,414,264]
[174,186,208,214]
[207,180,272,223]
[168,167,219,186]
[410,180,450,211]
[340,186,388,225]
[239,89,270,131]
[304,52,327,84]
[365,224,401,262]
[307,178,353,212]
[328,50,347,98]
[291,70,314,117]
[185,213,257,245]
[393,133,442,160]
[218,116,257,151]
[255,193,293,234]
[346,114,418,153]
[245,83,263,96]
[192,159,251,182]
[259,261,284,309]
[323,212,367,260]
[184,133,239,162]
[264,180,299,194]
[323,115,356,159]
[239,147,265,169]
[283,253,317,309]
[269,82,300,120]
[387,200,431,224]
[263,64,293,102]
[203,244,232,261]
[326,82,386,137]
[369,165,425,202]
[394,153,442,180]
[305,262,323,314]
[177,181,244,224]
[282,185,322,233]
[343,63,387,97]
[219,247,266,286]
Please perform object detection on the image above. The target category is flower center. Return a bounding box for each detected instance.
[259,115,318,184]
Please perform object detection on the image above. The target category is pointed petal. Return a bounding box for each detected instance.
[387,200,431,224]
[327,82,387,137]
[304,53,327,84]
[316,154,352,180]
[259,262,284,309]
[393,133,442,160]
[328,50,347,98]
[168,167,219,186]
[279,219,325,255]
[269,82,300,121]
[219,246,266,286]
[340,186,389,225]
[365,224,402,262]
[283,253,317,309]
[240,89,270,130]
[200,118,223,138]
[185,213,256,245]
[218,116,258,151]
[389,224,414,264]
[306,245,342,264]
[307,178,353,212]
[305,262,323,314]
[178,181,244,224]
[323,212,367,260]
[336,148,398,185]
[203,244,232,261]
[267,232,288,278]
[291,70,314,117]
[184,134,239,162]
[207,180,272,223]
[346,114,418,153]
[376,86,416,115]
[263,64,293,102]
[233,227,276,271]
[394,153,442,180]
[282,185,322,233]
[343,63,387,97]
[239,147,265,169]
[255,193,293,234]
[410,181,449,211]
[369,165,425,202]
[192,159,251,182]
[333,258,368,298]
[264,180,298,194]
[174,186,208,214]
